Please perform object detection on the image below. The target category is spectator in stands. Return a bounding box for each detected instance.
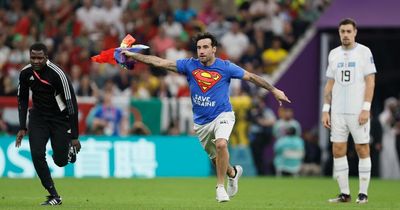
[273,107,301,139]
[247,95,276,175]
[274,126,305,176]
[220,20,249,62]
[112,67,132,92]
[166,38,190,61]
[174,0,197,25]
[98,0,124,39]
[379,97,400,179]
[206,10,231,42]
[300,128,322,176]
[230,87,252,146]
[150,26,175,57]
[91,89,127,136]
[77,74,99,98]
[155,77,172,98]
[249,0,278,33]
[250,28,271,56]
[236,1,253,36]
[239,43,263,68]
[262,37,288,75]
[161,12,184,39]
[70,64,81,92]
[0,74,17,96]
[76,0,102,38]
[197,0,218,26]
[280,21,296,50]
[0,32,11,71]
[134,13,158,43]
[122,78,151,99]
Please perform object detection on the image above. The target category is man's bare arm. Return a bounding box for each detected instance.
[242,71,275,91]
[323,79,334,105]
[242,71,290,105]
[123,51,177,72]
[363,74,375,103]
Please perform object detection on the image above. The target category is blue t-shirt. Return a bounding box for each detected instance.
[176,58,245,125]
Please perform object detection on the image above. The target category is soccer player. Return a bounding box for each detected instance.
[123,32,290,202]
[322,18,376,204]
[15,43,81,205]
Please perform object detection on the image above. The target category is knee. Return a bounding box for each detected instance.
[332,143,347,157]
[215,139,228,151]
[53,156,68,167]
[355,144,370,158]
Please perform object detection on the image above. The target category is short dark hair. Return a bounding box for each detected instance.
[193,32,218,47]
[339,18,357,29]
[30,43,48,55]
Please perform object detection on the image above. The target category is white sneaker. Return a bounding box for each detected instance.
[227,165,243,197]
[216,185,230,202]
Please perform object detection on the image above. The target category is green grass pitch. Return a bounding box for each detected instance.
[0,177,399,210]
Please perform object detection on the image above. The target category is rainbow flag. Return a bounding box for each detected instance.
[91,34,149,69]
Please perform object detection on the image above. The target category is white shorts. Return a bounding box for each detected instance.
[193,112,235,159]
[330,113,370,144]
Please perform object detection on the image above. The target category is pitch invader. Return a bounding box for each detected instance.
[322,18,376,204]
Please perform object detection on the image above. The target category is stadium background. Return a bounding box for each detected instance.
[1,0,400,180]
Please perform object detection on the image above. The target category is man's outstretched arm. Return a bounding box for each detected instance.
[122,51,178,72]
[242,71,291,105]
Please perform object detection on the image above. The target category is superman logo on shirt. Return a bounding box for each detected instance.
[192,69,222,93]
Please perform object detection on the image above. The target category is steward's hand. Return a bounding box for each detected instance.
[71,139,81,153]
[15,129,27,148]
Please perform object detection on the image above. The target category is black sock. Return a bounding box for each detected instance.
[47,185,59,197]
[232,166,237,178]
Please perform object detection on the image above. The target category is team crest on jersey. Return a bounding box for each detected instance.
[192,69,221,93]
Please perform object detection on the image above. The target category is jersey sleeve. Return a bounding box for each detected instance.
[176,58,192,75]
[227,61,245,79]
[52,65,80,139]
[363,48,377,76]
[17,71,30,130]
[326,51,335,79]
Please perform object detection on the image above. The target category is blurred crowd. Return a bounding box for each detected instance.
[7,0,397,178]
[0,0,329,133]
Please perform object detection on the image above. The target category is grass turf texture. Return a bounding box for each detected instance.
[0,177,399,210]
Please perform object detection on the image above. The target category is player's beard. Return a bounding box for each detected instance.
[199,56,210,64]
[341,39,352,48]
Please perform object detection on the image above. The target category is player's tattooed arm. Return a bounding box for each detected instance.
[122,51,177,72]
[242,71,275,91]
[323,79,334,104]
[242,71,290,105]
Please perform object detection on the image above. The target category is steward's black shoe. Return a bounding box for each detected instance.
[41,195,62,205]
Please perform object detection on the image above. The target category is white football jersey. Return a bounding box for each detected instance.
[326,43,376,114]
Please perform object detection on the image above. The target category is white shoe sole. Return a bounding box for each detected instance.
[216,197,230,203]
